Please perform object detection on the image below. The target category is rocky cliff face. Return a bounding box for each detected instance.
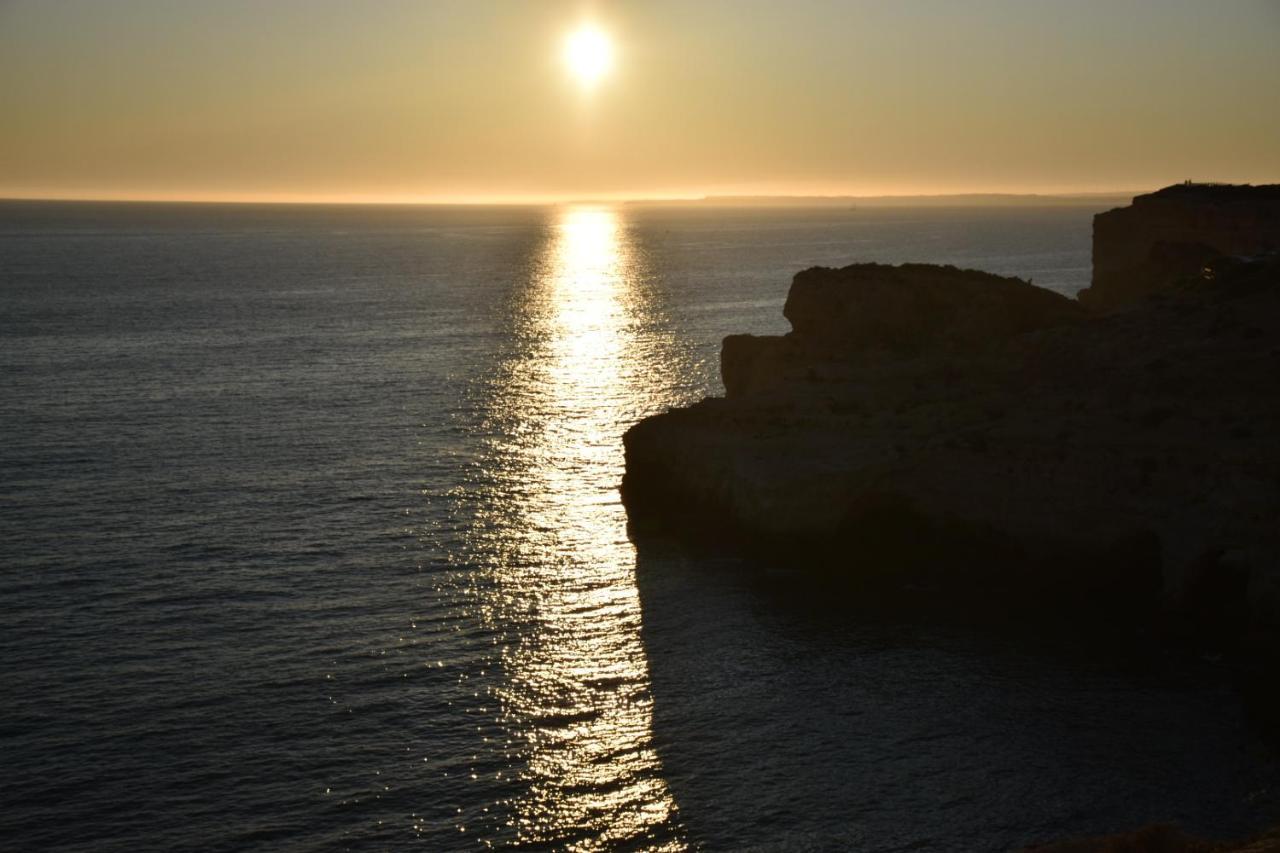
[622,193,1280,643]
[1079,183,1280,312]
[721,263,1085,398]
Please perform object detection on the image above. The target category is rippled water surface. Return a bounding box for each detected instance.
[2,201,1275,851]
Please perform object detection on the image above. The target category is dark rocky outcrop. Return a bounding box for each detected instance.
[722,263,1085,397]
[622,187,1280,644]
[1079,183,1280,312]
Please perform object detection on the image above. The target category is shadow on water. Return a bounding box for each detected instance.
[629,532,1280,852]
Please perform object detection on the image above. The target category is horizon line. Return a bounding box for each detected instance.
[0,188,1153,208]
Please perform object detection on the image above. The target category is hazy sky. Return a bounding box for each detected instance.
[2,0,1278,202]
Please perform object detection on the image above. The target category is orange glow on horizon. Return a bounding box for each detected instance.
[0,182,1154,207]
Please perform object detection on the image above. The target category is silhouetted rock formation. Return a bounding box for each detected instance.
[1079,183,1280,312]
[722,263,1085,397]
[622,188,1280,645]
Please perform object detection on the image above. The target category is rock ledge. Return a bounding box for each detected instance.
[622,189,1280,641]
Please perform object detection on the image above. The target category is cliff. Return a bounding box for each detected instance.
[622,189,1280,643]
[1079,183,1280,312]
[722,263,1086,397]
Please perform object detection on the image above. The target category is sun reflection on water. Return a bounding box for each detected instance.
[476,207,685,849]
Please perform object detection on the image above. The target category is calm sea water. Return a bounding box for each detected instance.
[1,201,1275,851]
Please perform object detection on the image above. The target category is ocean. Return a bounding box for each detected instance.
[1,200,1275,851]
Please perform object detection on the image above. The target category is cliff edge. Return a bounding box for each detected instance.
[1079,182,1280,312]
[622,187,1280,643]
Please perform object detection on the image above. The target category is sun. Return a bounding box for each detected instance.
[563,25,613,89]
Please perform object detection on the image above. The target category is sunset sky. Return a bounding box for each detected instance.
[2,0,1278,203]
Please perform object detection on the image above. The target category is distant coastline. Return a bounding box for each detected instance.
[626,191,1144,208]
